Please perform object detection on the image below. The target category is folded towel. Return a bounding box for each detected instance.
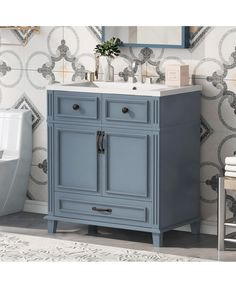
[225,156,236,165]
[225,165,236,172]
[225,171,236,177]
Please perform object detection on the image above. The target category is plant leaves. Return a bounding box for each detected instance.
[94,37,123,57]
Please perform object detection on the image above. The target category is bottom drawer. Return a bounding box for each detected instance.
[55,192,152,228]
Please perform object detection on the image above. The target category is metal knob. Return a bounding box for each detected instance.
[122,107,129,114]
[73,104,80,111]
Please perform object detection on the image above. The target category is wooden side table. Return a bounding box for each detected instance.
[218,177,236,251]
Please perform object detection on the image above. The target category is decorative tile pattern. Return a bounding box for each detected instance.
[0,50,23,87]
[119,47,165,82]
[0,60,11,77]
[217,134,236,167]
[12,27,36,45]
[12,93,43,130]
[88,26,102,42]
[200,161,222,204]
[30,147,47,185]
[189,27,213,50]
[38,39,86,83]
[200,116,214,144]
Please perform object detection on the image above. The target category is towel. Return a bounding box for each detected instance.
[225,171,236,178]
[225,165,236,172]
[225,156,236,165]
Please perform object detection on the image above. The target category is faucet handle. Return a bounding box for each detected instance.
[131,60,139,73]
[127,75,134,83]
[85,71,95,82]
[89,72,95,82]
[149,76,159,84]
[142,76,159,84]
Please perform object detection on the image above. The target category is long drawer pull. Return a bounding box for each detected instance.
[92,207,112,213]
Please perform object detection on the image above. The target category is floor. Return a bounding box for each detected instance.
[0,212,236,261]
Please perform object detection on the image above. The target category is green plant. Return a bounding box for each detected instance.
[94,37,123,58]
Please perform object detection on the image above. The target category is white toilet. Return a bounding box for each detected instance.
[0,109,32,216]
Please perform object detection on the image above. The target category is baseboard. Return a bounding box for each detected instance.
[23,199,47,214]
[23,200,225,236]
[175,220,217,235]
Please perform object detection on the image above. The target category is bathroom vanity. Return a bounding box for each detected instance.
[46,82,201,247]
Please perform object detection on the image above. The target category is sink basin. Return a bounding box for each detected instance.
[63,82,99,88]
[50,81,201,97]
[63,81,168,91]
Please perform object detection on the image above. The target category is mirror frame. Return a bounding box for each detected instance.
[102,26,190,48]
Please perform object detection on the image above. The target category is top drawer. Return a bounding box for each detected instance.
[54,91,100,122]
[103,94,153,126]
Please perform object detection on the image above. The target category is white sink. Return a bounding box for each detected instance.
[96,82,167,91]
[63,81,168,91]
[51,81,201,97]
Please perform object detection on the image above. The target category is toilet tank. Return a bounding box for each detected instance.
[0,109,32,156]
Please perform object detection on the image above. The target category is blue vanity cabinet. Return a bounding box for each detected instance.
[47,89,201,247]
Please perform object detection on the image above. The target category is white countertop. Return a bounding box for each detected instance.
[47,81,202,97]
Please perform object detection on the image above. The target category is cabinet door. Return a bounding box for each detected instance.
[103,128,153,200]
[54,124,101,194]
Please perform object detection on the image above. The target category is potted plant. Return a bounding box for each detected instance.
[94,37,122,81]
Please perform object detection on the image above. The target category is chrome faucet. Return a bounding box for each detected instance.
[85,71,95,82]
[126,60,140,83]
[129,59,159,84]
[142,75,159,84]
[95,53,100,80]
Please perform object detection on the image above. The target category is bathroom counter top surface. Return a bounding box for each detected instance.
[47,82,201,97]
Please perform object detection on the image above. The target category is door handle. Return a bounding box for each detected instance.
[92,207,112,213]
[96,131,105,154]
[101,131,105,153]
[96,131,102,153]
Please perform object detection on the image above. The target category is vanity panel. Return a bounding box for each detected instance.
[54,91,101,123]
[102,127,153,201]
[159,91,200,128]
[158,123,200,229]
[55,192,152,228]
[54,123,101,195]
[102,94,154,127]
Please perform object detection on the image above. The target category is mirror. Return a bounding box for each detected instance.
[102,26,189,48]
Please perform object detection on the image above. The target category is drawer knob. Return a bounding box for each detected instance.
[73,104,80,111]
[92,207,112,213]
[122,107,129,114]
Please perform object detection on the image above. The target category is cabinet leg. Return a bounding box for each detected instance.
[152,232,163,247]
[190,221,200,235]
[88,225,98,235]
[48,220,57,234]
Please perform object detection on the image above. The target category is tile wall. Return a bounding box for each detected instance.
[0,26,235,232]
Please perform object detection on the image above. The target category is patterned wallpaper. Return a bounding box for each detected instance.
[0,26,236,229]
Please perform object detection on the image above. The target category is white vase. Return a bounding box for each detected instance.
[98,56,114,82]
[104,56,114,82]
